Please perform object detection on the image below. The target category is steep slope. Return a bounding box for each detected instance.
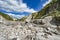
[15,0,60,22]
[0,12,13,21]
[32,0,60,19]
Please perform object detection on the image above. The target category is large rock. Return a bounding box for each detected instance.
[42,16,53,24]
[32,16,53,25]
[32,19,45,25]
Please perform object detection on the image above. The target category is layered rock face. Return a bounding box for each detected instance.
[0,16,60,40]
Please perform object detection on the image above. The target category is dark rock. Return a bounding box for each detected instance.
[32,19,45,25]
[12,38,17,40]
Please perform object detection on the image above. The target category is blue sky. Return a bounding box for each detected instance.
[0,0,52,18]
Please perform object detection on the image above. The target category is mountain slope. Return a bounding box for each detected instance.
[16,0,60,22]
[0,12,13,21]
[32,0,60,19]
[16,16,27,21]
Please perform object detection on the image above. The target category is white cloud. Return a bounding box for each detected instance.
[43,0,52,7]
[0,0,37,13]
[5,13,25,19]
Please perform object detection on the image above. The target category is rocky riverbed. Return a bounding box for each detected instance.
[0,16,60,40]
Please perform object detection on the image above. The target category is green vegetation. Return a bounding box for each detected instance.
[11,0,60,21]
[16,16,27,21]
[0,0,60,21]
[38,10,60,19]
[0,12,13,21]
[53,11,60,21]
[32,0,59,19]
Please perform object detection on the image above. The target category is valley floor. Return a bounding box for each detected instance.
[0,16,60,40]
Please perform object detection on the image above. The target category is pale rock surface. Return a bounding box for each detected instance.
[25,14,32,22]
[0,16,60,40]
